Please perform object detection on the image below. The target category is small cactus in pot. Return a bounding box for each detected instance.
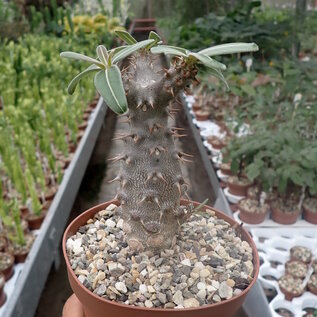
[61,32,258,252]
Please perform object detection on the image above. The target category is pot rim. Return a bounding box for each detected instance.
[62,199,259,312]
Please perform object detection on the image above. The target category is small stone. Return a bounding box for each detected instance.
[184,298,200,308]
[106,204,117,211]
[181,259,191,266]
[233,289,242,296]
[78,275,86,284]
[154,258,164,267]
[211,280,220,289]
[226,279,235,287]
[200,269,210,278]
[197,289,206,300]
[157,292,167,304]
[147,285,156,293]
[190,272,199,280]
[96,259,105,270]
[145,300,153,308]
[219,281,233,299]
[105,219,116,228]
[197,282,206,290]
[213,294,221,302]
[172,290,184,306]
[108,262,125,277]
[115,282,127,294]
[164,302,175,308]
[138,262,147,272]
[139,284,147,294]
[117,218,124,228]
[96,284,106,296]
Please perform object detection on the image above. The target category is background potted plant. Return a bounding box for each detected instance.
[60,31,260,317]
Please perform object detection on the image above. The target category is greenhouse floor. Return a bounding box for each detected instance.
[34,107,248,317]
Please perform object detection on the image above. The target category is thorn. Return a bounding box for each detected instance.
[157,146,167,153]
[172,133,187,138]
[112,134,132,141]
[170,88,174,97]
[154,197,161,208]
[136,102,143,109]
[179,156,193,163]
[121,65,129,73]
[142,104,147,112]
[122,179,128,187]
[108,154,126,163]
[149,101,154,109]
[174,182,181,196]
[171,127,185,131]
[118,119,130,124]
[133,134,142,144]
[179,151,194,158]
[157,172,167,184]
[149,147,156,156]
[108,175,121,183]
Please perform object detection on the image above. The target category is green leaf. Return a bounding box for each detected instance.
[149,31,161,42]
[206,68,229,89]
[67,64,100,94]
[94,65,127,114]
[150,45,188,57]
[96,45,108,65]
[241,84,256,97]
[188,52,226,70]
[199,43,259,57]
[112,39,155,64]
[115,30,137,45]
[60,51,104,68]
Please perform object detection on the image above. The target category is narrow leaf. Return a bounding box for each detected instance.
[199,43,259,57]
[149,31,161,42]
[67,64,100,94]
[206,68,229,90]
[188,52,226,70]
[94,65,127,114]
[115,30,137,45]
[60,51,104,68]
[112,39,155,64]
[96,45,108,65]
[150,46,187,57]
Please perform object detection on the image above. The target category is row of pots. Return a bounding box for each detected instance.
[192,107,317,226]
[277,246,317,301]
[0,98,99,308]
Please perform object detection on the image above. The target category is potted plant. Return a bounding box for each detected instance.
[0,273,5,307]
[61,31,259,317]
[303,196,317,224]
[278,274,305,301]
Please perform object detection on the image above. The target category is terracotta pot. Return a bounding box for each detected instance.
[0,237,7,252]
[220,164,232,176]
[0,273,6,307]
[303,205,317,224]
[192,103,201,111]
[82,113,90,121]
[206,137,224,150]
[25,212,45,230]
[227,180,252,197]
[238,202,268,224]
[63,200,259,317]
[0,252,14,281]
[195,110,210,121]
[79,122,88,131]
[84,108,93,115]
[14,251,29,264]
[271,205,300,225]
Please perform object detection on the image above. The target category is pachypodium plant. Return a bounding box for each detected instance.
[61,31,258,251]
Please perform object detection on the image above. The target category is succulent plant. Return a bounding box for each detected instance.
[61,31,258,251]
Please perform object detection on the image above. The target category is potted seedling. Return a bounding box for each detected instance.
[61,31,259,317]
[278,274,305,301]
[290,246,312,264]
[308,274,317,296]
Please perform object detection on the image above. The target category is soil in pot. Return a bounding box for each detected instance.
[195,110,210,121]
[285,261,308,279]
[303,197,317,224]
[64,202,259,317]
[290,246,312,264]
[10,234,35,263]
[220,163,232,176]
[206,136,225,150]
[25,211,46,230]
[0,273,6,307]
[0,252,14,280]
[270,198,301,225]
[311,259,317,274]
[0,237,7,252]
[246,186,260,200]
[227,176,252,197]
[307,274,317,296]
[238,198,269,224]
[278,274,305,301]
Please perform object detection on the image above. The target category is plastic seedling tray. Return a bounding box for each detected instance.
[1,98,107,317]
[250,228,317,317]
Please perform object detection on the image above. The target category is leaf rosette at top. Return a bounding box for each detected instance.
[151,42,259,89]
[60,38,155,114]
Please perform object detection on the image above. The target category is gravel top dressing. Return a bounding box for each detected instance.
[66,204,254,309]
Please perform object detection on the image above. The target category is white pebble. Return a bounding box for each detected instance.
[106,204,117,211]
[197,282,206,290]
[197,289,206,300]
[139,284,147,294]
[105,219,116,228]
[181,259,191,266]
[115,282,127,293]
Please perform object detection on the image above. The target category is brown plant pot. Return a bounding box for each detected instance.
[195,110,210,121]
[25,212,46,230]
[227,180,252,197]
[62,200,259,317]
[271,206,301,225]
[238,202,268,224]
[0,273,6,307]
[303,205,317,224]
[0,252,14,281]
[0,237,7,252]
[220,165,232,176]
[79,122,88,131]
[14,251,29,264]
[192,104,201,111]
